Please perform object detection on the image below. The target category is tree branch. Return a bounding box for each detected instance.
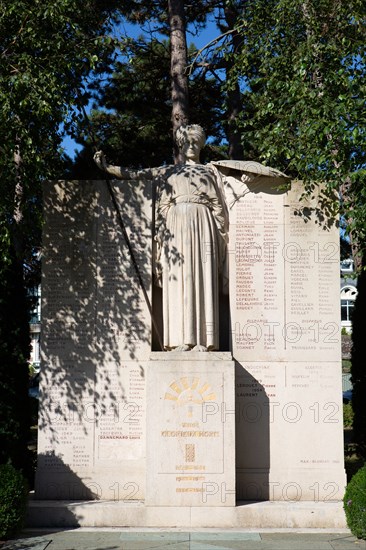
[187,24,245,75]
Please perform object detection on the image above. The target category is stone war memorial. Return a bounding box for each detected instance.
[30,125,347,528]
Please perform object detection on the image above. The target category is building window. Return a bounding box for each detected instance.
[341,299,354,322]
[340,286,357,323]
[340,259,354,274]
[30,333,40,366]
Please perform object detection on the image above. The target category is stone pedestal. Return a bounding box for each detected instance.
[27,499,347,528]
[146,353,236,507]
[35,173,346,521]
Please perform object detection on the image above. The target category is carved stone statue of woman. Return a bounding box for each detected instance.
[94,125,229,352]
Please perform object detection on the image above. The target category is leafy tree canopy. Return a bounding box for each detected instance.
[113,0,217,31]
[0,0,122,471]
[234,0,366,252]
[236,0,365,175]
[0,0,121,262]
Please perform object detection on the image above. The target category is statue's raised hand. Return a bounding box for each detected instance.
[94,150,107,172]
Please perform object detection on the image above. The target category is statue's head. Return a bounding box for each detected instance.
[176,125,206,163]
[176,125,206,149]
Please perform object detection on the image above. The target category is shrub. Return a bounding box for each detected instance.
[351,268,366,459]
[0,464,28,539]
[344,463,366,539]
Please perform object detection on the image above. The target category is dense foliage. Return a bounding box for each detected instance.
[0,249,30,473]
[0,0,121,470]
[232,0,366,456]
[344,463,366,539]
[0,0,120,242]
[344,402,354,429]
[0,463,28,539]
[234,0,366,249]
[236,0,366,170]
[351,268,366,459]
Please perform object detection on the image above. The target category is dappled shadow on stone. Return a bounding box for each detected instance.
[1,536,51,549]
[36,179,151,500]
[39,179,152,428]
[293,186,339,231]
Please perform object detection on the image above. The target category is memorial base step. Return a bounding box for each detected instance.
[27,499,347,529]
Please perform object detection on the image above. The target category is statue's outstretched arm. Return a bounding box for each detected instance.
[93,151,168,180]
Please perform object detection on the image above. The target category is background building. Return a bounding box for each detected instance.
[340,259,357,334]
[29,285,41,370]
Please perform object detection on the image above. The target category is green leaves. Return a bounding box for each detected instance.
[231,0,366,256]
[0,0,122,243]
[234,7,364,173]
[0,0,127,473]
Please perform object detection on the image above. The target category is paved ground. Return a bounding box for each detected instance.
[1,529,365,550]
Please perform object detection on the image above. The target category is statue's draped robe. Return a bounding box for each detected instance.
[109,159,287,350]
[156,164,228,349]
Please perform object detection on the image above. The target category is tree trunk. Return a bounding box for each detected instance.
[168,0,189,163]
[223,3,243,160]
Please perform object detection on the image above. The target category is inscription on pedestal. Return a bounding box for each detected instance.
[146,355,235,507]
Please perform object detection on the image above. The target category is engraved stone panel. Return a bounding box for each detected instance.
[235,361,345,501]
[226,179,340,362]
[37,174,345,507]
[226,177,346,501]
[36,180,151,500]
[146,353,235,506]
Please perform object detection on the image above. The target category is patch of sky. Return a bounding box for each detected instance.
[61,16,221,159]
